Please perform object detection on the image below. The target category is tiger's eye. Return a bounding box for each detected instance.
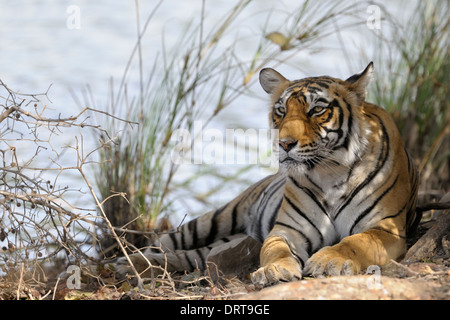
[274,105,286,117]
[314,107,323,113]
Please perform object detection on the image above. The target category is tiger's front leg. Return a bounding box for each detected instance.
[304,228,405,277]
[251,235,302,287]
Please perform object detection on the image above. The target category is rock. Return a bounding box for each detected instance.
[404,211,450,263]
[240,275,449,300]
[206,236,261,282]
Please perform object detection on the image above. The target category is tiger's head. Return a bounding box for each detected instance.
[260,62,373,172]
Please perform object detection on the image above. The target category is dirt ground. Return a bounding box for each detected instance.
[241,261,450,300]
[44,255,449,300]
[1,212,448,300]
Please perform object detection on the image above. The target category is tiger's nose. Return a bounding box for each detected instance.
[279,139,298,152]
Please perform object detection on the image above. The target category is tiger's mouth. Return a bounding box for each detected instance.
[280,154,323,170]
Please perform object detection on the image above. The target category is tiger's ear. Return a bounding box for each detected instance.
[345,62,373,102]
[259,68,290,95]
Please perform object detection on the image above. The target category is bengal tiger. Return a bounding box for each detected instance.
[115,62,419,287]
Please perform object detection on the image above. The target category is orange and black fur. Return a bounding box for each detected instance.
[116,63,419,286]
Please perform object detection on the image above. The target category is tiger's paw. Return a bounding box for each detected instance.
[304,246,361,277]
[251,257,302,288]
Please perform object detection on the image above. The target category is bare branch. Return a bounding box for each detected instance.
[0,78,138,290]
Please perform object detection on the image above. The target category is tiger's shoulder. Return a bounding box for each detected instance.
[361,101,407,148]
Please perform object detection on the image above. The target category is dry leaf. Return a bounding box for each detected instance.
[265,32,293,50]
[243,71,255,85]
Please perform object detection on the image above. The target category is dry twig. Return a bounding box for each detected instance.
[0,79,140,297]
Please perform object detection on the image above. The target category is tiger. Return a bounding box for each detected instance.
[115,62,419,287]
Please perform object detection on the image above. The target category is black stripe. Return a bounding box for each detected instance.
[340,98,353,150]
[205,206,226,244]
[230,177,277,237]
[382,201,407,221]
[252,178,286,240]
[309,81,330,89]
[169,230,179,250]
[262,198,283,241]
[335,113,390,219]
[275,221,312,255]
[350,175,399,234]
[187,219,198,249]
[290,90,305,102]
[284,195,324,247]
[321,106,334,123]
[305,173,324,193]
[297,92,307,104]
[269,198,283,229]
[182,221,192,249]
[184,251,196,271]
[332,157,360,191]
[316,97,329,104]
[292,252,305,269]
[150,247,160,253]
[289,176,328,216]
[325,99,345,146]
[195,248,206,268]
[258,177,286,215]
[230,204,239,235]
